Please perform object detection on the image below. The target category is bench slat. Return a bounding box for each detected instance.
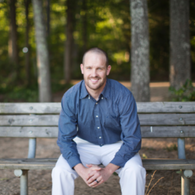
[137,102,195,113]
[0,103,61,114]
[0,158,56,170]
[0,158,195,170]
[0,126,195,138]
[0,127,58,138]
[139,114,195,125]
[0,115,59,126]
[1,102,195,114]
[0,114,195,126]
[141,126,195,138]
[143,159,195,170]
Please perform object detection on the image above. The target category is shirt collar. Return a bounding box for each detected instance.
[80,80,89,99]
[101,78,110,99]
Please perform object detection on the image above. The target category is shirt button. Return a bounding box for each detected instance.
[99,136,102,139]
[88,96,90,99]
[96,102,98,105]
[96,115,98,118]
[97,127,100,129]
[101,97,104,99]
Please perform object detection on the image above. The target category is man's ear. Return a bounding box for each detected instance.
[80,64,84,74]
[106,65,111,76]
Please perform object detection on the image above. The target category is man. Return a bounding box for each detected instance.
[52,48,146,195]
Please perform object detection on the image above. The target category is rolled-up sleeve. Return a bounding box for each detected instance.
[57,93,81,168]
[110,92,141,167]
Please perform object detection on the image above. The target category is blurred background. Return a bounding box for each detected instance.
[0,0,194,102]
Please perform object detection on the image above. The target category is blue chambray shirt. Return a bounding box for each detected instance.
[57,78,141,168]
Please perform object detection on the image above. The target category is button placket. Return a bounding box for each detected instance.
[94,101,103,146]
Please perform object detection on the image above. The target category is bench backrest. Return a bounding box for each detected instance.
[0,102,195,138]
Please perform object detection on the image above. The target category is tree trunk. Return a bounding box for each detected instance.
[82,0,87,52]
[170,0,191,89]
[24,0,30,86]
[130,0,150,102]
[32,0,52,102]
[8,0,19,76]
[46,0,50,36]
[64,0,74,84]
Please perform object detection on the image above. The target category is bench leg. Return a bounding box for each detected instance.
[14,169,28,195]
[181,170,193,195]
[178,138,187,195]
[181,175,190,195]
[20,170,28,195]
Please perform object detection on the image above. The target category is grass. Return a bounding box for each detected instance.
[165,144,177,152]
[145,170,164,195]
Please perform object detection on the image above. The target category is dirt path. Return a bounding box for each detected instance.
[1,82,195,195]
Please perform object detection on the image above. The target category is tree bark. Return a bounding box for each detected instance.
[32,0,52,102]
[64,0,74,84]
[130,0,150,102]
[170,0,191,89]
[46,0,50,36]
[24,0,30,86]
[8,0,19,76]
[82,0,87,52]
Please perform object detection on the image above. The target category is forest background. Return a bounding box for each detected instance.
[0,0,195,102]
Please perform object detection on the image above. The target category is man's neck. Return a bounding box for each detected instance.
[86,88,101,101]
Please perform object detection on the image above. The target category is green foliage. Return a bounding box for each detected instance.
[0,0,195,103]
[169,80,195,101]
[0,80,72,102]
[51,81,73,93]
[2,85,39,102]
[142,153,148,159]
[165,144,177,152]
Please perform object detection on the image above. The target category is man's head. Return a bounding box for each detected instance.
[82,48,109,67]
[80,47,111,96]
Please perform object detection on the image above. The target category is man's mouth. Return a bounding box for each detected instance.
[90,78,99,84]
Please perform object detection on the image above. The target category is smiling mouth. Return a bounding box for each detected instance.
[90,77,100,84]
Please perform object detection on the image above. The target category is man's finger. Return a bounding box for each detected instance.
[89,178,102,188]
[86,164,101,170]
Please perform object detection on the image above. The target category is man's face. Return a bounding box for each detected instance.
[80,52,111,94]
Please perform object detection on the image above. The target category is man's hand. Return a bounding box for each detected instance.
[74,163,101,186]
[86,163,119,188]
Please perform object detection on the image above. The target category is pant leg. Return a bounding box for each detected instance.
[52,138,101,195]
[52,155,78,195]
[117,153,146,195]
[101,142,146,195]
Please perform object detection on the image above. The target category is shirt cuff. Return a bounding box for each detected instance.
[110,155,129,168]
[65,155,82,169]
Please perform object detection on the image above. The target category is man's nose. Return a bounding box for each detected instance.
[91,69,97,77]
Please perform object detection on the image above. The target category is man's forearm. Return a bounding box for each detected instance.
[74,163,86,175]
[104,163,120,175]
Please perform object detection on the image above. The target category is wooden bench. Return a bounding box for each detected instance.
[0,102,195,195]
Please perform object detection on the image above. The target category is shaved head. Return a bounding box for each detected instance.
[82,47,109,66]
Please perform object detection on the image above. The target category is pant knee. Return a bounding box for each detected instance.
[120,164,146,178]
[52,166,78,180]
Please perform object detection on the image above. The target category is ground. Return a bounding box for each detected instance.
[0,82,195,195]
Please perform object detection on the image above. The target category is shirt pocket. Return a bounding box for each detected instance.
[104,115,120,129]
